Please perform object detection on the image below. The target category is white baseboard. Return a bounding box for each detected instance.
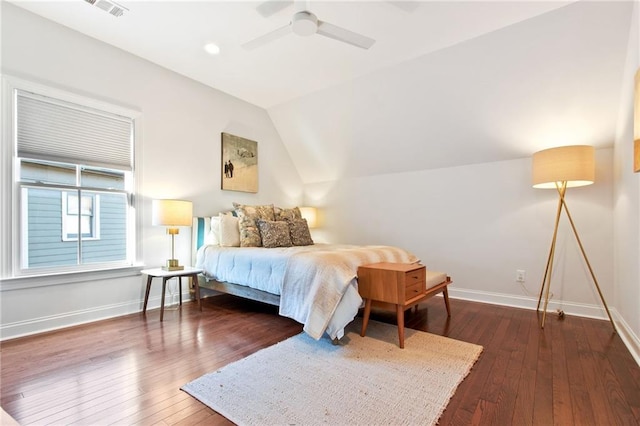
[612,309,640,367]
[447,287,640,367]
[0,291,193,341]
[447,287,612,319]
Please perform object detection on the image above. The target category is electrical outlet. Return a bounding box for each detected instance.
[516,269,526,283]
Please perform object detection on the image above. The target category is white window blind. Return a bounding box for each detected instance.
[16,90,133,171]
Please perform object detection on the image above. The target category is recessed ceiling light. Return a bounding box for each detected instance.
[204,43,220,55]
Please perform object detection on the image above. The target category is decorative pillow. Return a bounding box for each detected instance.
[288,218,314,246]
[208,216,221,245]
[274,206,302,221]
[208,211,239,244]
[232,203,275,247]
[219,213,240,247]
[256,219,292,248]
[193,216,216,247]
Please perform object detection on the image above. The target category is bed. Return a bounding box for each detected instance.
[194,243,420,340]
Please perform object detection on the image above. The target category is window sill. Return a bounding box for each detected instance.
[0,265,145,292]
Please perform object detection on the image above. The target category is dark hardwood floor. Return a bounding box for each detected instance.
[1,294,639,425]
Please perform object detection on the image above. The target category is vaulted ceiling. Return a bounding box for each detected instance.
[269,1,634,182]
[9,1,635,183]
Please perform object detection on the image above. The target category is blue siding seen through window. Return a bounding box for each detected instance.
[26,188,127,267]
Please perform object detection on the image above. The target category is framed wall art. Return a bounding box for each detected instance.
[221,132,258,193]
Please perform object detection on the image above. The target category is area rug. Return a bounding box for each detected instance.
[182,319,483,425]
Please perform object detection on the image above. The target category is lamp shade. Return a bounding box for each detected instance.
[532,145,595,189]
[152,199,193,227]
[299,206,317,228]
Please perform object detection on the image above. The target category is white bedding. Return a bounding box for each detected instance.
[195,243,419,340]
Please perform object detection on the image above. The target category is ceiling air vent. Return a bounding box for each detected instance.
[84,0,128,17]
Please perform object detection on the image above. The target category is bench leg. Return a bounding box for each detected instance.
[361,299,372,337]
[443,286,451,317]
[396,304,405,349]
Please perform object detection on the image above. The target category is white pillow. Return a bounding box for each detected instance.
[219,213,240,247]
[207,216,221,245]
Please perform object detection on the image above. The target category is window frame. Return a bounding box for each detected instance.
[0,75,143,281]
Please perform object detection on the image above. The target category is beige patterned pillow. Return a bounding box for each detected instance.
[274,206,302,221]
[232,203,275,247]
[288,218,314,246]
[257,219,292,248]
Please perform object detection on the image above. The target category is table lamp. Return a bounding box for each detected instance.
[299,206,318,228]
[532,145,615,332]
[152,199,193,271]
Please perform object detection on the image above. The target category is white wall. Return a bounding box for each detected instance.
[306,149,615,319]
[613,1,640,364]
[0,3,303,339]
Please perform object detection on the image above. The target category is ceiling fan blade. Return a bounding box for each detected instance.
[242,24,292,50]
[256,0,293,18]
[316,20,375,50]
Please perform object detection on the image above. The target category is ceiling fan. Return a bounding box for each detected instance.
[243,1,376,50]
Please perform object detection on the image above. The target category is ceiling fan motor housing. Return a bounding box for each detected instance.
[292,11,318,36]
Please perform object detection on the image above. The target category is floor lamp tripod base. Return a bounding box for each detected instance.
[536,182,616,334]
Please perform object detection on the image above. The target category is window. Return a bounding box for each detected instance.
[6,83,138,275]
[62,191,98,241]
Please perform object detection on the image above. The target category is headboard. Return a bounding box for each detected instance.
[192,216,211,266]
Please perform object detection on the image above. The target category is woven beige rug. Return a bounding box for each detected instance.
[182,319,483,425]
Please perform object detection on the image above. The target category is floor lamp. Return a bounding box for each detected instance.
[532,145,616,332]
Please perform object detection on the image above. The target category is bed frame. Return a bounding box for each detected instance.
[197,275,280,306]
